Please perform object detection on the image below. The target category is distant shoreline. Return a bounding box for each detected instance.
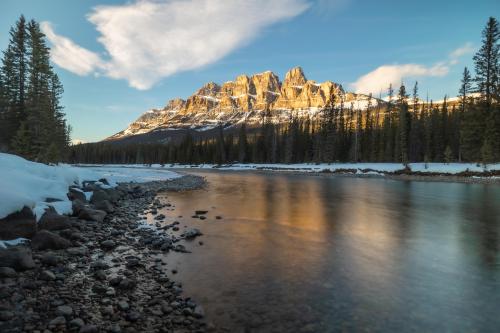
[170,167,500,185]
[76,163,500,185]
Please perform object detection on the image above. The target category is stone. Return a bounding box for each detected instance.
[0,310,14,321]
[32,230,71,250]
[69,318,85,328]
[0,246,35,271]
[117,300,129,311]
[68,188,87,202]
[193,305,205,318]
[90,190,110,205]
[38,209,72,231]
[195,210,208,215]
[56,305,73,317]
[78,208,106,222]
[101,240,116,250]
[94,199,115,213]
[41,253,61,266]
[182,228,203,239]
[79,324,98,333]
[125,311,141,322]
[0,266,17,278]
[0,206,36,240]
[49,316,66,326]
[39,269,56,281]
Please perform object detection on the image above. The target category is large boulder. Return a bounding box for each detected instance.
[68,187,87,202]
[39,209,72,231]
[72,199,87,215]
[31,230,71,250]
[0,246,35,271]
[78,208,106,223]
[90,190,110,205]
[0,206,37,240]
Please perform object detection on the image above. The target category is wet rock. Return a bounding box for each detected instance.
[195,210,208,215]
[0,206,36,240]
[193,305,205,318]
[154,214,165,221]
[32,230,71,250]
[0,245,35,271]
[78,208,107,223]
[182,228,203,239]
[0,266,17,278]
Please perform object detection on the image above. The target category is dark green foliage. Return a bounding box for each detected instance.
[0,16,69,162]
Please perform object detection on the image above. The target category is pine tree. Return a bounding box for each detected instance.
[1,15,28,148]
[238,123,248,162]
[473,17,499,108]
[397,83,409,163]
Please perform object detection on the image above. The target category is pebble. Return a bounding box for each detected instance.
[39,269,56,281]
[56,305,73,317]
[0,266,17,278]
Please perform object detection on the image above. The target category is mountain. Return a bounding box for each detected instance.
[105,67,381,143]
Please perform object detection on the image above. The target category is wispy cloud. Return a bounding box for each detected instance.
[41,0,310,90]
[41,22,104,76]
[350,43,475,94]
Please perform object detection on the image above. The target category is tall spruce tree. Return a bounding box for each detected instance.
[473,17,499,108]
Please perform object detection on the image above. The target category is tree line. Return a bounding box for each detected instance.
[0,15,70,163]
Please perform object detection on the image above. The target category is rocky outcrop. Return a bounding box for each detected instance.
[106,67,381,141]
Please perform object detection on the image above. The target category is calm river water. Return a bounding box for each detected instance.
[155,171,500,333]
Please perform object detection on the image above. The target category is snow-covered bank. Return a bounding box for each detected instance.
[0,153,181,221]
[76,162,500,176]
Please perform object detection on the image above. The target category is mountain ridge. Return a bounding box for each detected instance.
[105,67,381,142]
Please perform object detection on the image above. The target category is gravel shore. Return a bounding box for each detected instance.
[0,175,212,333]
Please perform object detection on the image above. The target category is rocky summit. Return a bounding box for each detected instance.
[106,67,380,142]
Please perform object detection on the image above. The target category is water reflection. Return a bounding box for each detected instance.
[157,171,500,332]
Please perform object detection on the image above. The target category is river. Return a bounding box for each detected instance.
[152,170,500,332]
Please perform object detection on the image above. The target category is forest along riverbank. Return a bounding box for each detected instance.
[0,175,211,333]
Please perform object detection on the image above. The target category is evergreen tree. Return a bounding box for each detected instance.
[473,17,499,108]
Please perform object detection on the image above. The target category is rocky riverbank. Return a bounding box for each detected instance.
[0,175,210,333]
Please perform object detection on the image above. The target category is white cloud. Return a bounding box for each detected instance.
[351,43,474,94]
[71,139,86,145]
[449,42,474,59]
[42,0,310,90]
[41,22,104,76]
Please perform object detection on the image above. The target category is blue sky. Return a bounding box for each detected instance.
[0,0,498,142]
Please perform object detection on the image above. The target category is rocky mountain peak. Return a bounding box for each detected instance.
[107,67,378,142]
[284,66,307,87]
